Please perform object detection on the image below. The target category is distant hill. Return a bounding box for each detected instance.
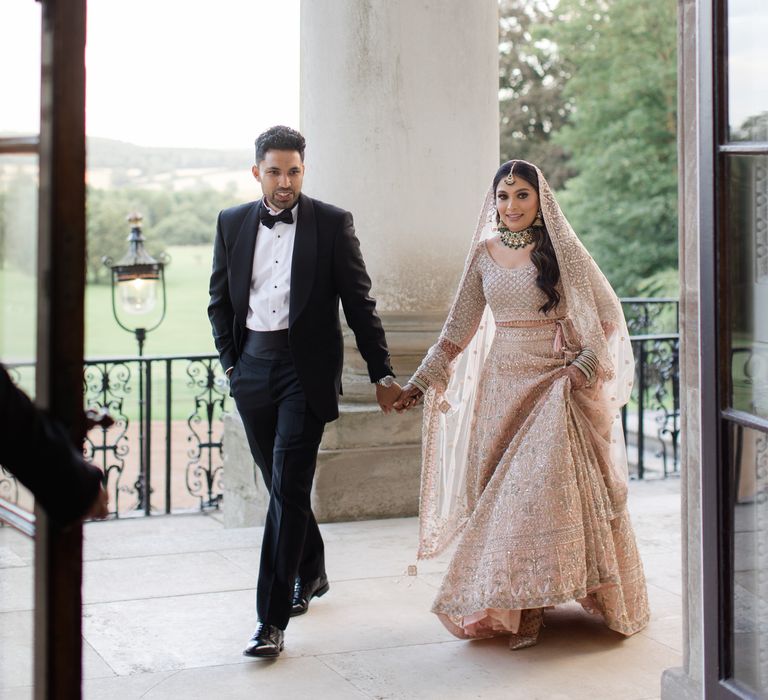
[86,137,252,172]
[85,137,256,195]
[0,134,259,196]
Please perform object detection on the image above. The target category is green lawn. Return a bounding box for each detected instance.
[0,245,218,363]
[85,245,217,358]
[1,245,221,415]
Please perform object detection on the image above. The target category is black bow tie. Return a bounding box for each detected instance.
[259,206,293,229]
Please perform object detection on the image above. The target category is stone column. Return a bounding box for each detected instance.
[223,1,498,525]
[660,0,703,696]
[295,0,499,520]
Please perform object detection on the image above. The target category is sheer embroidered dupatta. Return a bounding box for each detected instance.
[417,164,635,560]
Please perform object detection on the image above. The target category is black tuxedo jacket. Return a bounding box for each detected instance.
[208,193,393,423]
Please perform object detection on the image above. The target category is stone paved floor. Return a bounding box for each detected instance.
[0,478,682,699]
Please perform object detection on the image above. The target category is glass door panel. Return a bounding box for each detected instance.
[0,1,41,138]
[722,150,768,698]
[729,422,768,695]
[0,154,38,515]
[727,0,768,141]
[727,154,768,418]
[0,3,42,697]
[0,525,35,699]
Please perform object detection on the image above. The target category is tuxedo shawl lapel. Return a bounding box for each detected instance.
[289,193,317,327]
[229,200,262,325]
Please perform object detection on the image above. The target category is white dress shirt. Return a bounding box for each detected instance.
[245,199,299,332]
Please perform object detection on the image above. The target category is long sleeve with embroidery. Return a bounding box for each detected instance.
[411,244,487,392]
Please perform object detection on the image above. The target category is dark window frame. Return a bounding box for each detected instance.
[0,1,88,697]
[701,0,768,698]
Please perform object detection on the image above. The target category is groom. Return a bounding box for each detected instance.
[208,125,400,658]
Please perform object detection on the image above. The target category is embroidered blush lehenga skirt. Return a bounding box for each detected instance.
[431,323,650,639]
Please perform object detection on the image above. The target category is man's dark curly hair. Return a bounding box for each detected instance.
[255,125,306,163]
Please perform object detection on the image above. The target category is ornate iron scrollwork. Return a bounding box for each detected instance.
[185,358,227,509]
[622,299,679,336]
[0,464,19,505]
[82,361,133,515]
[646,337,680,477]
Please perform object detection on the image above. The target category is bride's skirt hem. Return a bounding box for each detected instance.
[433,580,649,640]
[424,345,651,645]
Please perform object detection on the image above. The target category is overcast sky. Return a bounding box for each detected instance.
[2,1,765,146]
[1,0,300,150]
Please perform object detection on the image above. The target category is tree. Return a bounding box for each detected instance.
[86,186,240,283]
[548,0,678,296]
[152,209,210,245]
[86,188,149,284]
[1,170,37,273]
[498,0,575,189]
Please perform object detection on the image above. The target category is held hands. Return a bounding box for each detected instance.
[376,380,423,414]
[376,381,403,414]
[392,383,424,412]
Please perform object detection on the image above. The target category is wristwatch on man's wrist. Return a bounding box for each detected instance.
[376,375,396,388]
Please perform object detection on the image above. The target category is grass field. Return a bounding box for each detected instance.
[86,245,217,357]
[1,245,217,362]
[1,245,221,419]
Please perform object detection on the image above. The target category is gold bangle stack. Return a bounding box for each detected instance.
[410,376,429,394]
[570,348,599,384]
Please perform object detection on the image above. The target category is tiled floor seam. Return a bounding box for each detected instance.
[635,632,683,655]
[311,637,463,659]
[83,547,260,564]
[83,638,120,679]
[315,654,377,699]
[216,550,258,577]
[82,586,257,606]
[79,572,426,606]
[137,669,182,699]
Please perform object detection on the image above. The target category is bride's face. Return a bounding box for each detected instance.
[495,179,539,231]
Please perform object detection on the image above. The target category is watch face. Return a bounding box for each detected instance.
[379,376,394,387]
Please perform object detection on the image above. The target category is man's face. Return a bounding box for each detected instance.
[252,149,305,210]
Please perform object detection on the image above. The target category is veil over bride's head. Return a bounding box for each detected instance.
[417,159,635,560]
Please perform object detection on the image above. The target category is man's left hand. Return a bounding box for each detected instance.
[376,381,402,414]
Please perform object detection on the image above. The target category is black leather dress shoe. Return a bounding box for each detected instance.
[290,574,330,617]
[243,623,284,658]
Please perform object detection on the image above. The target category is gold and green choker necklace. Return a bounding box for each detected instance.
[498,224,537,250]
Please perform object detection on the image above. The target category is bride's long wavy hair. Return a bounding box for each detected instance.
[492,160,561,314]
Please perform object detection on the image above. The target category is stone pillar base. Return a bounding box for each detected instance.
[222,401,423,527]
[221,311,440,527]
[660,667,702,700]
[221,412,270,529]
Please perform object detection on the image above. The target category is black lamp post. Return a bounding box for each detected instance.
[103,213,168,513]
[103,212,168,355]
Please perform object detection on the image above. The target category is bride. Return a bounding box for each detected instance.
[394,160,650,649]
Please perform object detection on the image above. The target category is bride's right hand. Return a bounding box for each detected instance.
[393,383,424,412]
[565,364,589,390]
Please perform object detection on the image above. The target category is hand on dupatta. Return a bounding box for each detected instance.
[563,364,589,390]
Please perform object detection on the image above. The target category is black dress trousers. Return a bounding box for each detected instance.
[230,349,326,630]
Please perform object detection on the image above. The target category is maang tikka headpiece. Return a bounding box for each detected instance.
[504,161,516,186]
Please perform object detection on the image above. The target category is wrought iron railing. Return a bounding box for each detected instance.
[623,334,680,479]
[0,298,681,516]
[620,298,680,479]
[1,354,229,518]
